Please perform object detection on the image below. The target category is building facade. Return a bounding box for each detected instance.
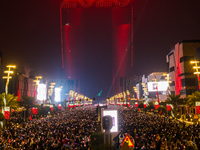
[166,40,200,98]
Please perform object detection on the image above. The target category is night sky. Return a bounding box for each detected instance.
[1,0,200,100]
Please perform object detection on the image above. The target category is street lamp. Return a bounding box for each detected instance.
[152,77,160,103]
[3,65,16,96]
[191,61,200,89]
[49,81,55,103]
[2,65,16,113]
[163,73,171,95]
[133,86,139,104]
[33,75,42,99]
[123,91,126,106]
[126,90,130,106]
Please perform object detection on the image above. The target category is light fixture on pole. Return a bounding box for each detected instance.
[33,75,42,99]
[163,73,172,95]
[2,65,16,120]
[191,60,200,90]
[49,81,55,103]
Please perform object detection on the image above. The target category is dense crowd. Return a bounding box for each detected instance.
[0,107,98,150]
[118,107,200,150]
[0,105,200,149]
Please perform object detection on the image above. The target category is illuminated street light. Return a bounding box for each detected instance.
[2,65,16,117]
[191,60,200,89]
[163,73,171,95]
[33,75,42,99]
[3,65,16,96]
[48,81,56,103]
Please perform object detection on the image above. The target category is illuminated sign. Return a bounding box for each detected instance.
[37,84,46,100]
[102,109,118,132]
[55,88,61,102]
[147,81,168,92]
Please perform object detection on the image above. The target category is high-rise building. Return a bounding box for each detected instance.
[166,40,200,98]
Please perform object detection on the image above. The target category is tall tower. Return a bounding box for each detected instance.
[60,0,133,96]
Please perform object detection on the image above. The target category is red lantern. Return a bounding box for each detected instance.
[135,102,138,107]
[32,107,37,114]
[50,105,53,112]
[144,103,147,108]
[29,114,32,120]
[58,104,61,110]
[11,109,15,112]
[196,102,200,114]
[196,106,200,114]
[4,111,9,119]
[166,105,171,111]
[155,102,159,110]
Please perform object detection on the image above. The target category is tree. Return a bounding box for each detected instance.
[0,112,5,121]
[0,93,19,110]
[18,96,36,119]
[187,91,200,114]
[164,94,186,117]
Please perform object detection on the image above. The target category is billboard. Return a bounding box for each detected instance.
[147,81,168,92]
[55,88,61,102]
[102,109,118,132]
[37,84,46,100]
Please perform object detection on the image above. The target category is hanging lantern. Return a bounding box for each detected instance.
[196,102,200,114]
[4,107,10,120]
[166,105,171,111]
[144,102,147,108]
[32,107,37,114]
[58,104,61,110]
[135,102,138,107]
[50,105,53,112]
[155,101,159,110]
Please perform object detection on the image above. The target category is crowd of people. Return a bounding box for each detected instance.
[117,106,200,150]
[0,105,200,149]
[0,107,98,149]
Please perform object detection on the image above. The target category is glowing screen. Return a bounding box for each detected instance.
[103,110,118,132]
[55,88,61,102]
[148,81,168,92]
[37,84,46,100]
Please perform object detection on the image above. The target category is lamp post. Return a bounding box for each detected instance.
[191,60,200,90]
[152,77,160,103]
[3,65,16,96]
[49,81,55,104]
[2,65,16,111]
[163,73,171,95]
[141,82,148,105]
[134,86,138,104]
[123,91,126,106]
[33,75,42,100]
[126,90,130,107]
